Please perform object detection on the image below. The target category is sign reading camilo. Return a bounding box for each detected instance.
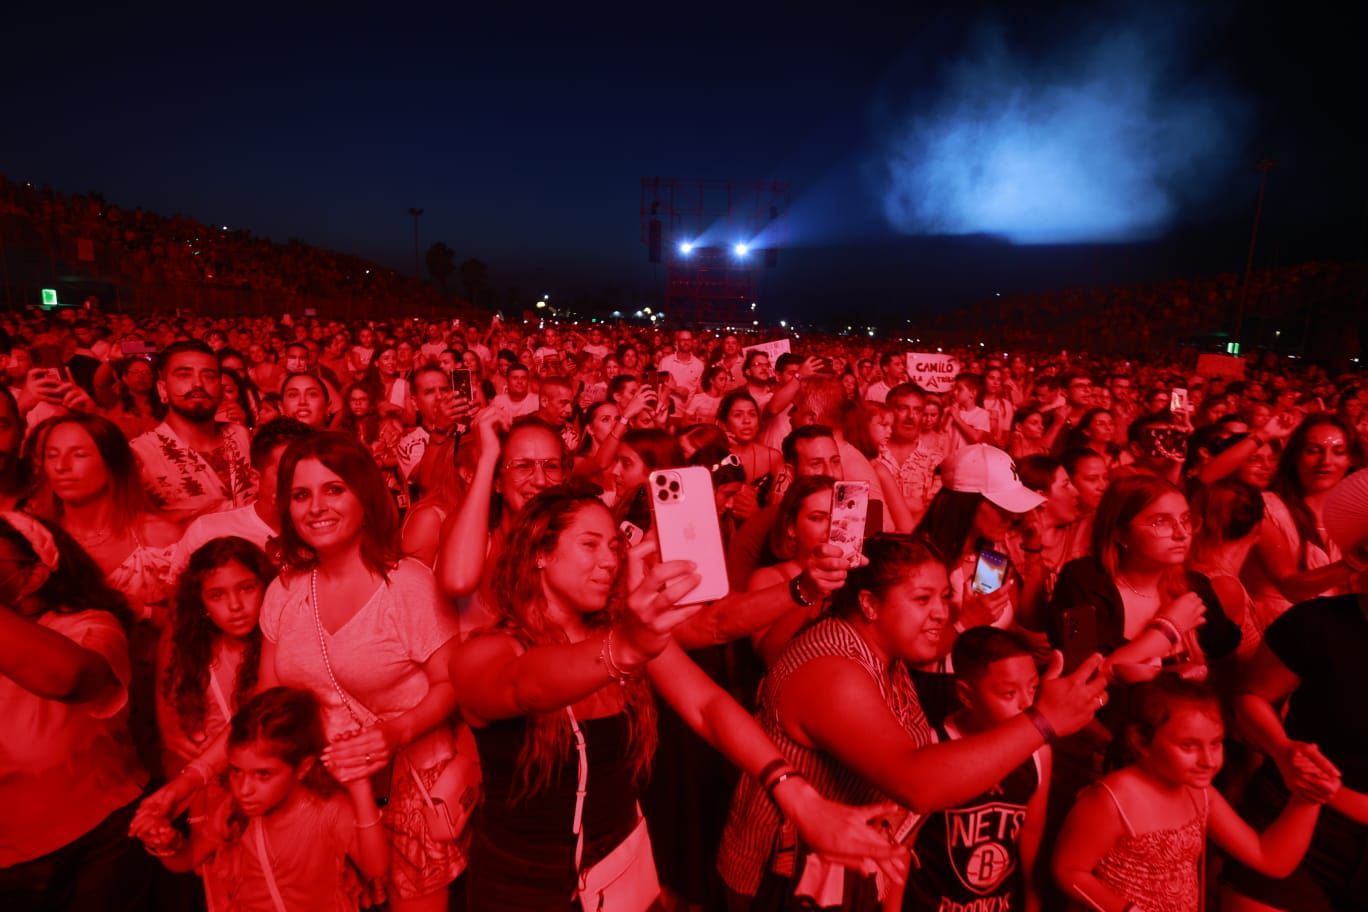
[906,352,960,393]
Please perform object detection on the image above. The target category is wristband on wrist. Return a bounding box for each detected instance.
[757,758,789,789]
[599,629,644,683]
[1148,616,1182,647]
[789,574,815,608]
[1023,705,1058,744]
[764,769,806,801]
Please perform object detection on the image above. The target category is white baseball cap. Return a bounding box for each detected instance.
[940,444,1046,514]
[1323,468,1368,555]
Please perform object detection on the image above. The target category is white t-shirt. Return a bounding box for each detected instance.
[490,392,541,418]
[948,406,991,453]
[658,353,705,395]
[865,381,891,403]
[169,504,276,581]
[259,560,461,770]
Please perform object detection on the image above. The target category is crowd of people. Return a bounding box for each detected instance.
[1,302,1365,912]
[0,176,437,313]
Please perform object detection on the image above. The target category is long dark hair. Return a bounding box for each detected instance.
[27,413,149,530]
[913,489,987,564]
[163,538,274,741]
[0,514,132,628]
[1269,413,1364,562]
[1091,474,1183,577]
[273,432,399,578]
[487,486,655,802]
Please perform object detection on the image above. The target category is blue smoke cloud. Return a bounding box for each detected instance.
[879,17,1249,244]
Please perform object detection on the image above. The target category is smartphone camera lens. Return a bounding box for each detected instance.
[655,475,667,486]
[657,489,669,501]
[668,481,680,493]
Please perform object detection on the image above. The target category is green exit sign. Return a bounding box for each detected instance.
[41,288,58,308]
[1226,342,1241,355]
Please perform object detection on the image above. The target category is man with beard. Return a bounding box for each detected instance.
[131,340,256,522]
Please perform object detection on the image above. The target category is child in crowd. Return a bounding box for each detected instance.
[1052,675,1334,912]
[136,687,388,912]
[156,537,275,841]
[899,627,1050,912]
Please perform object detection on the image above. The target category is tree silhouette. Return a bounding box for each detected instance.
[426,242,455,291]
[459,257,488,306]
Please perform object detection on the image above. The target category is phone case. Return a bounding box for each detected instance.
[828,481,870,566]
[971,549,1010,595]
[450,369,474,401]
[649,466,730,605]
[389,377,410,407]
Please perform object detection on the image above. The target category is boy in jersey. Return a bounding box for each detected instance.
[902,628,1050,912]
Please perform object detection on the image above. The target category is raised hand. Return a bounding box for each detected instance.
[617,540,702,663]
[1034,652,1109,738]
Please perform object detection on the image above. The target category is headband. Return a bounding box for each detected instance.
[0,512,60,571]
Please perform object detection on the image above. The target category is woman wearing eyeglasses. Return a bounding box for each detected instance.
[435,412,570,637]
[1049,475,1242,680]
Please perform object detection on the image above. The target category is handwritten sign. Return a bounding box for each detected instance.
[906,352,960,393]
[742,338,791,364]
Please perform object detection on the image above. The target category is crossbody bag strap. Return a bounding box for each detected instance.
[207,661,232,721]
[568,707,588,877]
[251,817,289,912]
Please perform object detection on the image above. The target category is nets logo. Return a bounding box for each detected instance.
[946,801,1024,895]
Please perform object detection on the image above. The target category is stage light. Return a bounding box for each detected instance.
[678,241,694,254]
[733,242,750,257]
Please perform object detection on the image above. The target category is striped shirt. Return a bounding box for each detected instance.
[716,617,933,895]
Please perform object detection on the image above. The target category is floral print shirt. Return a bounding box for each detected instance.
[131,421,257,519]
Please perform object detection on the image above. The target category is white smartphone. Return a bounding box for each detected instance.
[827,481,870,567]
[648,466,730,605]
[389,377,410,407]
[1170,387,1190,414]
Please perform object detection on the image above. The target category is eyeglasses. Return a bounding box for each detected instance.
[503,458,565,481]
[1132,513,1200,537]
[709,453,742,473]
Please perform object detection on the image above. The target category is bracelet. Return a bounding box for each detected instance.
[1148,616,1182,647]
[789,574,815,608]
[1023,705,1058,744]
[765,769,806,800]
[146,834,185,857]
[600,629,644,683]
[618,415,631,426]
[757,758,790,789]
[185,759,215,786]
[355,817,382,830]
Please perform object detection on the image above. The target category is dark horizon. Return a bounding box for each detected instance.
[3,3,1363,322]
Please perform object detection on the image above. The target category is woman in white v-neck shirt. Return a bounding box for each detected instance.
[141,433,465,912]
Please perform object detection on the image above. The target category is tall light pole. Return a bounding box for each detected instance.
[408,208,424,280]
[1234,160,1274,345]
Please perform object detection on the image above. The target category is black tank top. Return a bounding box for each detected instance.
[469,711,639,901]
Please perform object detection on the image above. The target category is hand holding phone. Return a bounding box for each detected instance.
[827,481,870,567]
[648,467,729,604]
[971,548,1010,595]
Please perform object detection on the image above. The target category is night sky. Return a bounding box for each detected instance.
[3,3,1363,322]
